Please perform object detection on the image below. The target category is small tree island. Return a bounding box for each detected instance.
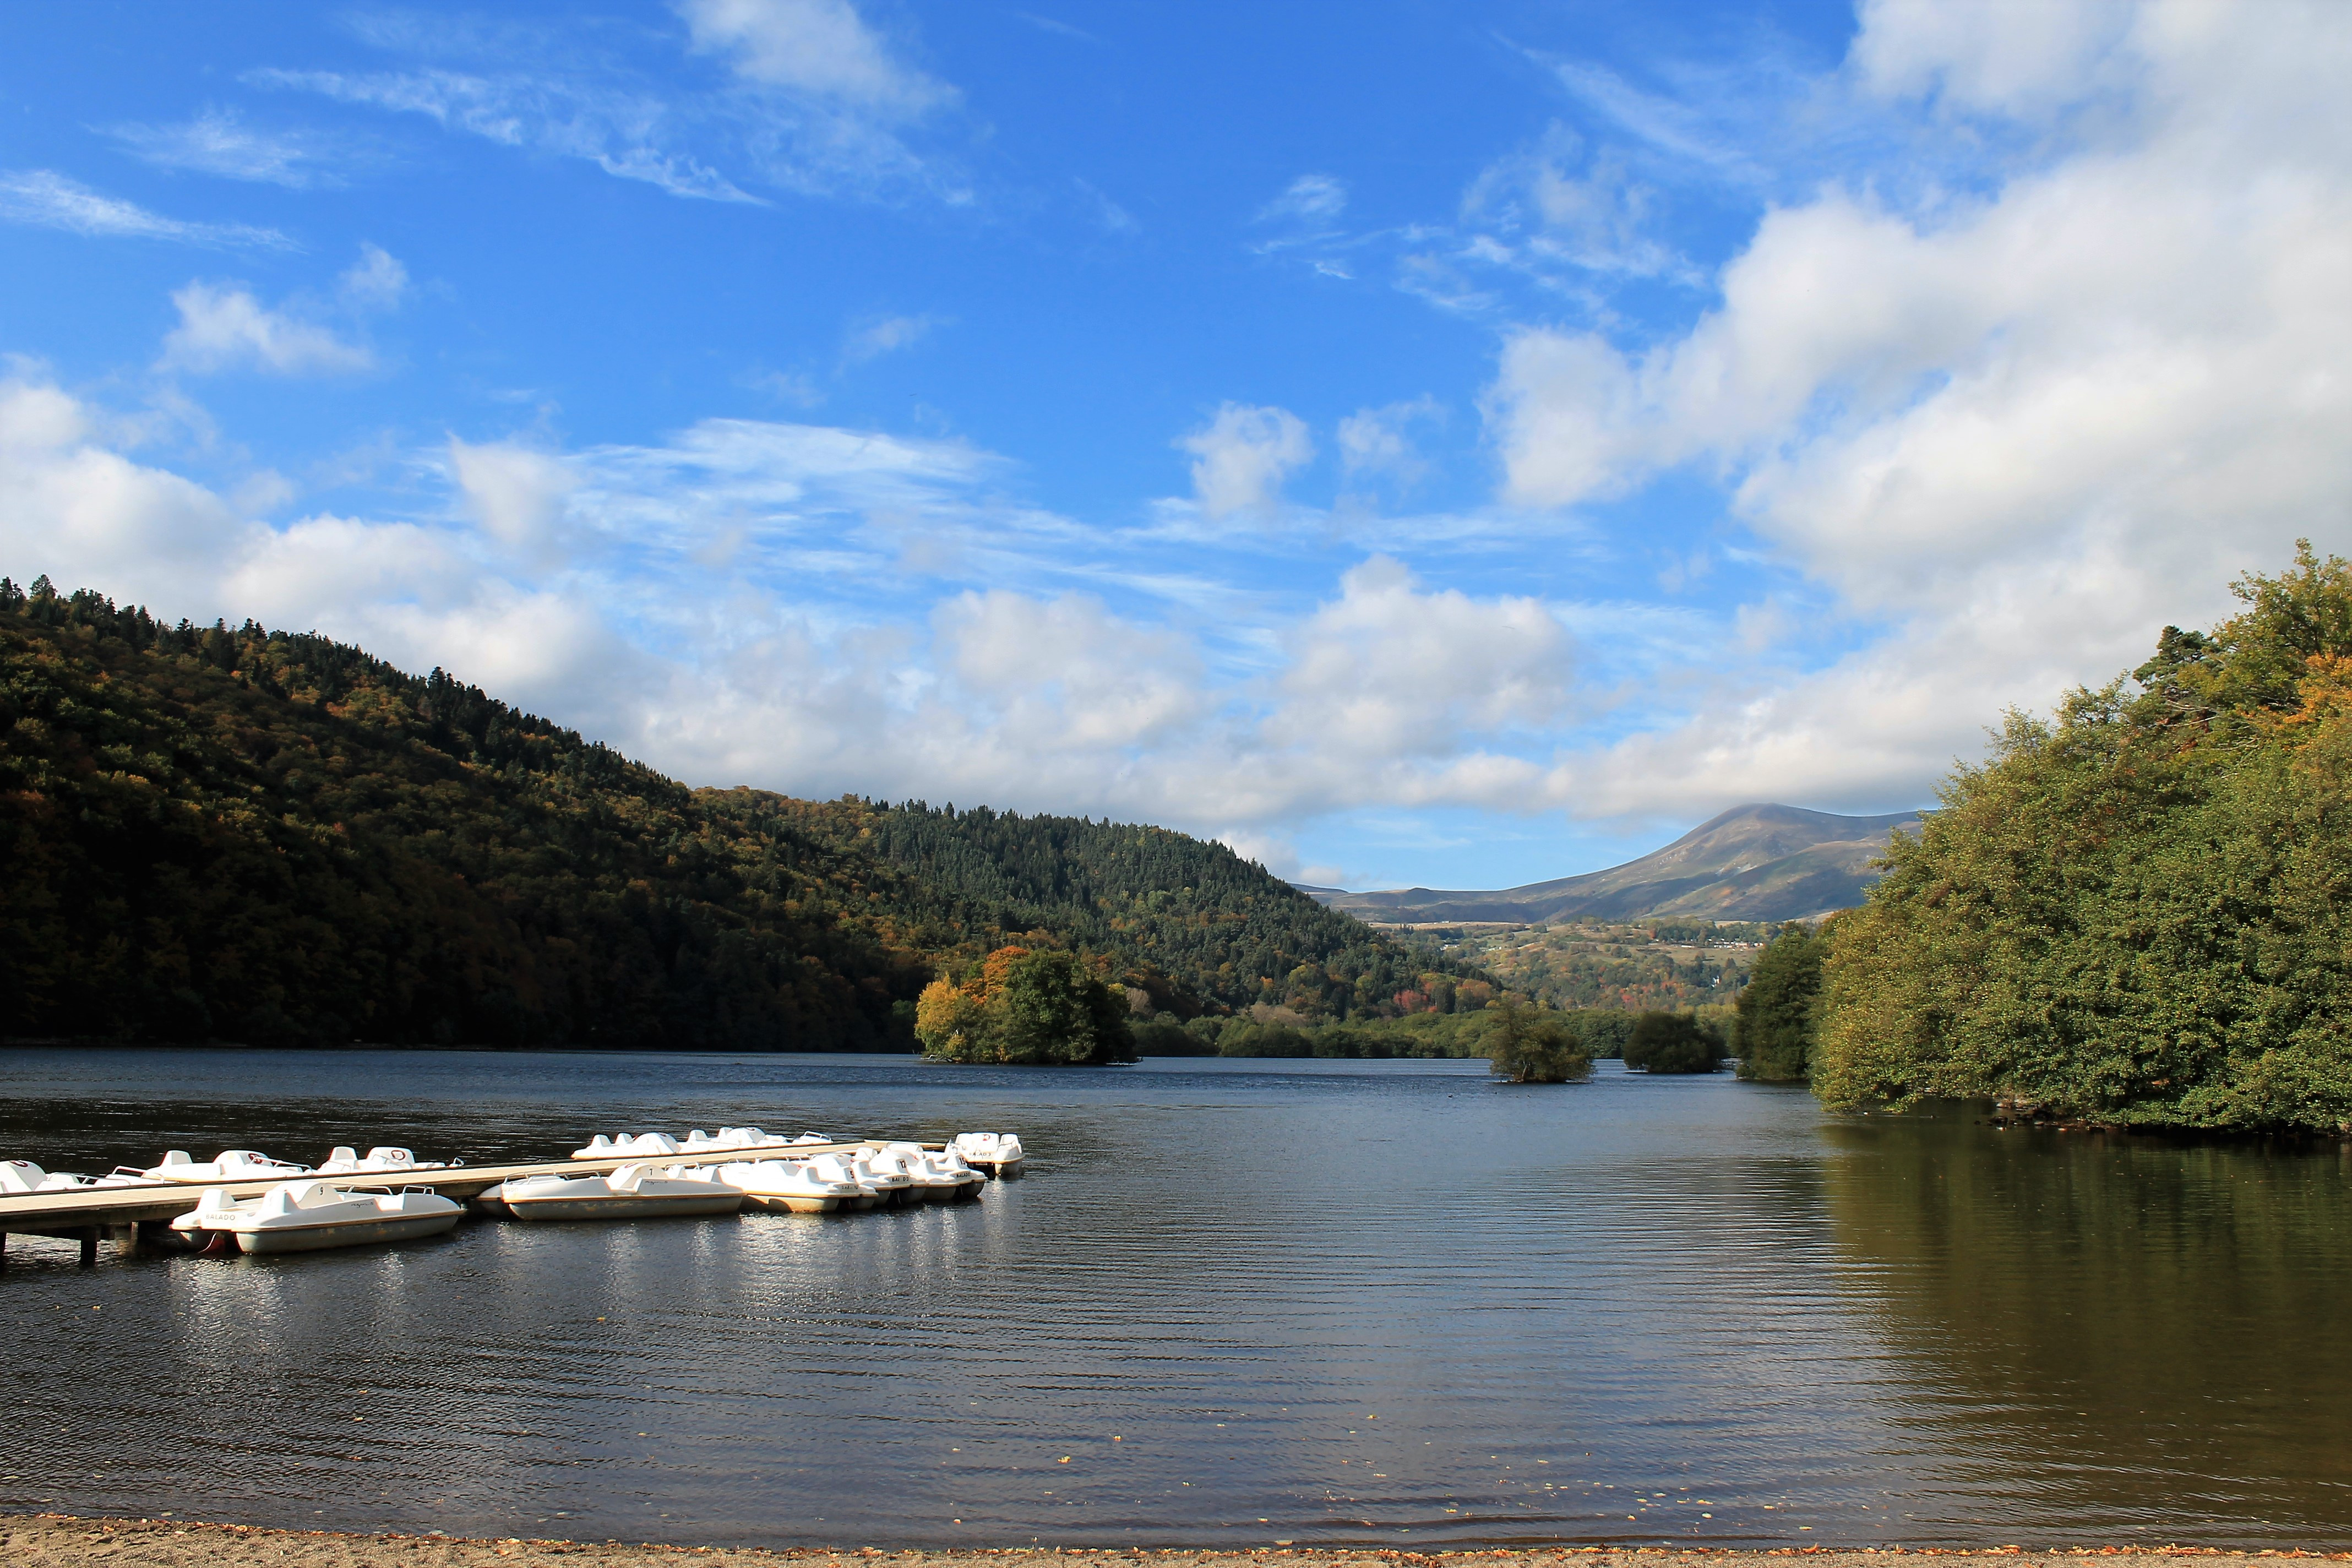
[915,946,1138,1065]
[1483,999,1593,1084]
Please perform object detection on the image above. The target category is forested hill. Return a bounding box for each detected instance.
[830,801,1435,1019]
[0,577,1457,1050]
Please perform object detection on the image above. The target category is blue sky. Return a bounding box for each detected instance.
[2,0,2345,889]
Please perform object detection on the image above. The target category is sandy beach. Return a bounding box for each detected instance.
[7,1517,2348,1568]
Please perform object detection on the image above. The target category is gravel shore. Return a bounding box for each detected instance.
[7,1516,2349,1568]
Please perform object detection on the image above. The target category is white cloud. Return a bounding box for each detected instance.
[1178,403,1314,520]
[1850,0,2136,119]
[677,0,949,116]
[935,590,1205,752]
[1276,556,1573,762]
[1490,0,2352,815]
[0,169,292,249]
[1337,396,1443,492]
[448,438,580,555]
[160,282,373,375]
[105,107,356,189]
[159,281,371,376]
[339,243,410,310]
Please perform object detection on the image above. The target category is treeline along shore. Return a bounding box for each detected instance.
[9,546,2352,1133]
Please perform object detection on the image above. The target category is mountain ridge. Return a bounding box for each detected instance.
[1300,803,1924,925]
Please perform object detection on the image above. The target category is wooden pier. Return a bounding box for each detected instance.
[0,1139,912,1267]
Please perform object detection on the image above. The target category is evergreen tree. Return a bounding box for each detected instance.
[1735,924,1826,1081]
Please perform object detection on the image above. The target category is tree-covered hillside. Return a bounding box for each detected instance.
[0,576,1461,1049]
[1816,545,2352,1133]
[841,801,1444,1016]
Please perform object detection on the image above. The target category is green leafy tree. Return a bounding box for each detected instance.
[1735,924,1827,1081]
[1815,543,2352,1131]
[1483,999,1592,1084]
[995,948,1136,1064]
[1131,1015,1210,1054]
[1570,1009,1639,1059]
[1623,1010,1723,1074]
[1217,1020,1311,1057]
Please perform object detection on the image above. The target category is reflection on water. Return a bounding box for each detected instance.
[1821,1109,2352,1540]
[0,1049,2344,1549]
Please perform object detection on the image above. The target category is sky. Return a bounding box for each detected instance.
[0,0,2346,892]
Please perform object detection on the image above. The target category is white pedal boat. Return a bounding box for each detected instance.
[950,1131,1026,1178]
[170,1179,462,1255]
[683,1126,790,1152]
[870,1145,974,1204]
[845,1150,918,1207]
[0,1159,154,1193]
[316,1145,447,1175]
[797,1153,884,1211]
[715,1158,867,1214]
[492,1162,744,1222]
[137,1148,313,1183]
[570,1131,683,1159]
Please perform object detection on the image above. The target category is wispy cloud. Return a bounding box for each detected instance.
[248,0,968,206]
[1075,177,1137,235]
[841,313,940,365]
[103,107,368,189]
[248,67,761,204]
[1255,172,1348,227]
[0,170,295,249]
[1011,12,1100,45]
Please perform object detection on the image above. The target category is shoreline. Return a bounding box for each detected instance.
[7,1516,2350,1568]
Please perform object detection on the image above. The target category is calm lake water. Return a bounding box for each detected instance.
[1,1049,2346,1550]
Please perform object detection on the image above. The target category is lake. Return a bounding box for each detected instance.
[1,1049,2345,1550]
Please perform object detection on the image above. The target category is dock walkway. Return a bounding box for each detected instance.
[0,1139,905,1266]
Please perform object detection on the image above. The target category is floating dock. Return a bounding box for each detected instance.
[0,1137,925,1267]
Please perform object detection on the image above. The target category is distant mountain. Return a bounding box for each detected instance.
[1299,804,1925,925]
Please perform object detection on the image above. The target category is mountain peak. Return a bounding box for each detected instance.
[1304,803,1925,925]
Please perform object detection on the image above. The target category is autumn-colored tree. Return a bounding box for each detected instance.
[915,945,1136,1065]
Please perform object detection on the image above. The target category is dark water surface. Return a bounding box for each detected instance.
[1,1049,2345,1549]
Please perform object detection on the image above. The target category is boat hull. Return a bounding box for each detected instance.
[233,1211,462,1254]
[503,1192,744,1222]
[739,1191,845,1214]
